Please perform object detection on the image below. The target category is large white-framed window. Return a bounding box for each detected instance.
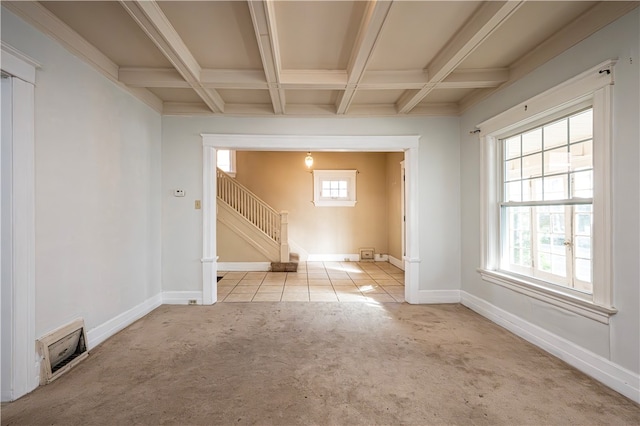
[312,170,357,207]
[477,60,617,323]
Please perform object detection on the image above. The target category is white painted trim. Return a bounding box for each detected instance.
[477,59,616,135]
[217,262,271,272]
[85,294,162,350]
[202,146,217,305]
[478,269,616,324]
[1,42,39,84]
[388,255,405,270]
[307,254,360,262]
[202,134,421,307]
[373,254,389,262]
[162,291,203,305]
[461,291,640,404]
[415,290,461,304]
[1,49,37,402]
[202,134,419,152]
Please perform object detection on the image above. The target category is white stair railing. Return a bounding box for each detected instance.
[216,168,289,262]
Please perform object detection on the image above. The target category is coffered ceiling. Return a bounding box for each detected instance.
[5,1,637,116]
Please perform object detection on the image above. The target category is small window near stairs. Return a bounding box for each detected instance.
[312,170,357,207]
[217,149,236,177]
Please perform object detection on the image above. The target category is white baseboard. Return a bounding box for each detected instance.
[388,255,404,270]
[217,262,271,271]
[162,291,203,305]
[86,293,162,350]
[461,291,640,404]
[307,254,359,262]
[414,289,461,304]
[374,254,389,262]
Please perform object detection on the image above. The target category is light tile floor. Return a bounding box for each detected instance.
[218,261,405,303]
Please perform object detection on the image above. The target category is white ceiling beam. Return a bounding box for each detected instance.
[441,68,509,88]
[119,66,508,92]
[247,0,285,114]
[119,68,189,88]
[119,0,224,113]
[336,0,394,114]
[280,70,348,90]
[359,70,428,90]
[397,0,524,114]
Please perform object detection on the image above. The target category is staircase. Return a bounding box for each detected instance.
[216,168,296,270]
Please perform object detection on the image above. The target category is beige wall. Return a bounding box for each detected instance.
[222,151,399,259]
[386,152,404,261]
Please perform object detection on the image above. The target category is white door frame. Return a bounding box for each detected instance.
[1,44,39,401]
[201,134,421,305]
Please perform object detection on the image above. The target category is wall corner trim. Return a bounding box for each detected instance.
[86,294,162,350]
[461,291,640,404]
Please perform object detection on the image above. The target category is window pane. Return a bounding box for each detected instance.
[522,128,542,155]
[522,178,543,201]
[506,207,532,268]
[569,109,592,143]
[575,258,592,283]
[505,158,521,181]
[575,235,591,259]
[217,149,231,172]
[544,119,568,149]
[544,147,570,175]
[571,170,593,198]
[543,174,568,200]
[505,136,521,160]
[551,254,567,277]
[570,140,592,171]
[522,153,542,179]
[505,181,522,202]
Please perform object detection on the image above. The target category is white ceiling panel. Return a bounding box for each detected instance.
[275,1,367,70]
[41,1,172,68]
[158,1,263,69]
[367,1,481,71]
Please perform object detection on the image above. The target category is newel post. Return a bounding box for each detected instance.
[279,210,289,262]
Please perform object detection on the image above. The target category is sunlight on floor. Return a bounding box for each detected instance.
[217,261,405,303]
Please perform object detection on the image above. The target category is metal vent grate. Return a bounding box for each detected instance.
[37,319,89,385]
[359,248,375,262]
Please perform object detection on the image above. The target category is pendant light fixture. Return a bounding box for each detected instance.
[304,152,314,169]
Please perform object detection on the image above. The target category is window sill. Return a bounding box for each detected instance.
[477,268,617,324]
[312,200,357,207]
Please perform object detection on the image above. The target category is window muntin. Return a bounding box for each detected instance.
[500,109,593,293]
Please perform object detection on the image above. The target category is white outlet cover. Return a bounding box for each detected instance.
[174,189,185,197]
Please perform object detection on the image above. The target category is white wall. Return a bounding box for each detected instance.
[459,9,639,374]
[1,9,162,337]
[162,116,460,293]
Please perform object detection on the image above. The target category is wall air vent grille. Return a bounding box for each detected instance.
[359,248,375,262]
[37,318,89,385]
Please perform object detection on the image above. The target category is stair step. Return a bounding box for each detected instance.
[271,262,298,272]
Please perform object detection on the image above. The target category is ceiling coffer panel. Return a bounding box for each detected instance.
[158,1,263,69]
[275,1,367,70]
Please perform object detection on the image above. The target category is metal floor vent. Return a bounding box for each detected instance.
[359,248,375,262]
[37,318,89,385]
